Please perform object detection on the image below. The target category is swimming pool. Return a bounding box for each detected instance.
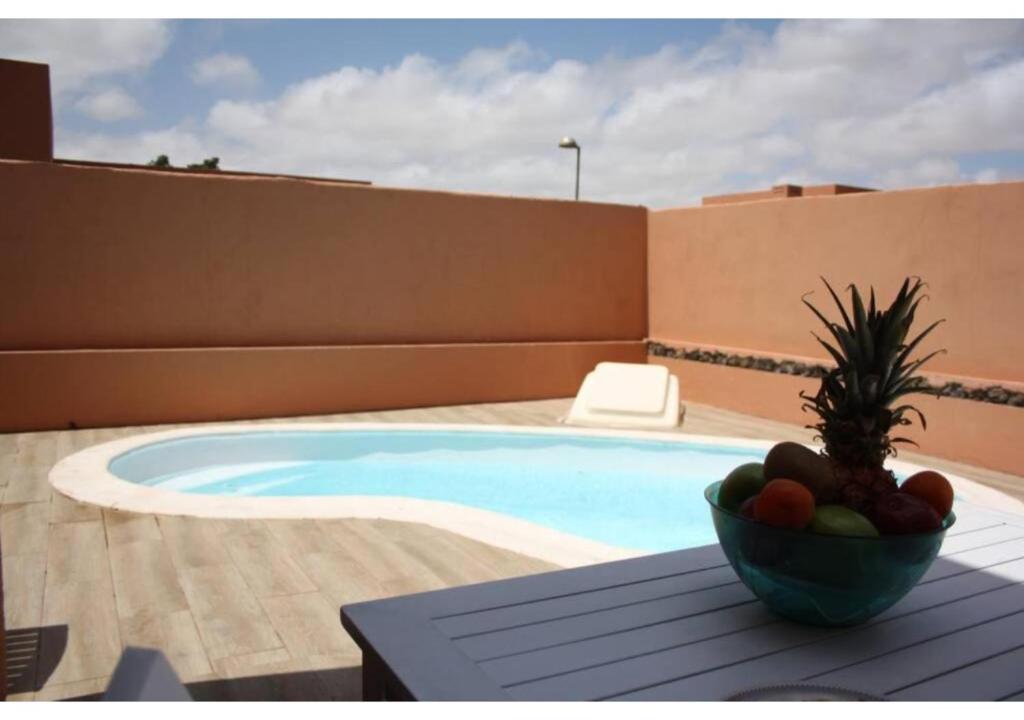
[50,423,1003,566]
[109,429,766,554]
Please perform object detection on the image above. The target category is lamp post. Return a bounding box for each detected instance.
[558,136,580,201]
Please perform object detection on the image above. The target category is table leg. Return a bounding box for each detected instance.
[361,649,386,701]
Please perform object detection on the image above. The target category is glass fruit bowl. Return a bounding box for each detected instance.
[705,481,955,627]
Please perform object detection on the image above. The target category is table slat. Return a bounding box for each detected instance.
[480,601,772,686]
[923,535,1024,582]
[455,582,756,661]
[434,565,738,638]
[889,645,1024,701]
[937,525,1024,556]
[382,545,728,620]
[616,562,1024,699]
[811,609,1024,693]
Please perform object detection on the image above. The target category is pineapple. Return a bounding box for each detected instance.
[801,278,945,515]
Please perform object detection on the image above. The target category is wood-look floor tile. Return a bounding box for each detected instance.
[32,676,110,701]
[44,521,109,586]
[118,609,213,682]
[1,501,50,557]
[210,647,292,677]
[1,552,47,629]
[263,519,343,555]
[380,521,507,586]
[293,551,387,606]
[157,515,233,570]
[176,564,283,660]
[107,539,189,619]
[259,592,360,659]
[49,491,102,524]
[201,648,336,701]
[319,520,447,592]
[2,467,52,504]
[102,508,162,545]
[4,691,37,701]
[221,529,317,598]
[39,578,122,686]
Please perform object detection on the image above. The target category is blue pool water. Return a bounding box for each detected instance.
[110,430,770,552]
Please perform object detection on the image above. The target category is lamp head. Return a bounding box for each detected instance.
[558,136,579,149]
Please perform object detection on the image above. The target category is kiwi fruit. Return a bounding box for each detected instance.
[763,441,837,504]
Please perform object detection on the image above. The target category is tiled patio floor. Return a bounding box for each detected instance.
[2,398,1021,700]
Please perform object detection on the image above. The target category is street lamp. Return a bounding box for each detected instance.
[558,136,580,201]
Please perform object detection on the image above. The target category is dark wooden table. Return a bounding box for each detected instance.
[341,501,1024,701]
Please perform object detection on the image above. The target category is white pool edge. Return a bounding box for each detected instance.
[49,422,1024,568]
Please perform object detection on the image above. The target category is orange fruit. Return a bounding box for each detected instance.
[901,470,954,519]
[754,478,816,529]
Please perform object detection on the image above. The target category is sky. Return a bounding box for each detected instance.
[1,18,1022,207]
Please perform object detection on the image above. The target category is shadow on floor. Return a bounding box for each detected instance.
[188,665,363,701]
[52,665,364,702]
[5,624,69,695]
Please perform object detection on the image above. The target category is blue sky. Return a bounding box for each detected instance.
[1,19,1022,206]
[63,20,781,135]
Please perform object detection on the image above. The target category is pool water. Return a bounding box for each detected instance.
[110,430,770,553]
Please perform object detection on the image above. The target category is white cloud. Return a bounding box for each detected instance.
[878,158,962,189]
[191,53,260,89]
[0,19,171,98]
[75,87,143,122]
[54,20,1024,208]
[58,126,207,169]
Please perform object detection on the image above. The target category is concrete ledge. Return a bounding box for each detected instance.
[0,341,645,432]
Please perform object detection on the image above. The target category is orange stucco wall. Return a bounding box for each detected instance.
[0,160,646,350]
[0,59,52,162]
[0,342,644,431]
[648,182,1024,475]
[650,182,1024,384]
[0,158,647,429]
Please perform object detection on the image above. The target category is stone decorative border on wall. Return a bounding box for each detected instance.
[648,341,1024,408]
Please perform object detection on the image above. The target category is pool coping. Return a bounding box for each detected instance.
[48,422,1024,568]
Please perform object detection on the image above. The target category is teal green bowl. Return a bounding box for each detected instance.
[706,481,954,627]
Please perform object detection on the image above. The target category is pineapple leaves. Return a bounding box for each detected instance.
[893,319,946,372]
[853,285,876,365]
[890,436,921,448]
[891,349,948,388]
[892,404,928,431]
[802,292,848,349]
[802,276,946,468]
[811,333,846,367]
[822,277,855,333]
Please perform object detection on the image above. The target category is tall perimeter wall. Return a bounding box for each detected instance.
[648,181,1024,475]
[0,159,647,429]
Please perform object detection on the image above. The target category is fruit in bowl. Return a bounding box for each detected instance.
[809,504,879,537]
[708,277,955,626]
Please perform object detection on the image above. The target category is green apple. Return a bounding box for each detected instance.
[719,463,767,512]
[809,505,879,537]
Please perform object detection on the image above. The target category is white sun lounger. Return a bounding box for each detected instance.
[565,362,681,429]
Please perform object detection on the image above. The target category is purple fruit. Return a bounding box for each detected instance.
[873,492,942,535]
[738,495,758,520]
